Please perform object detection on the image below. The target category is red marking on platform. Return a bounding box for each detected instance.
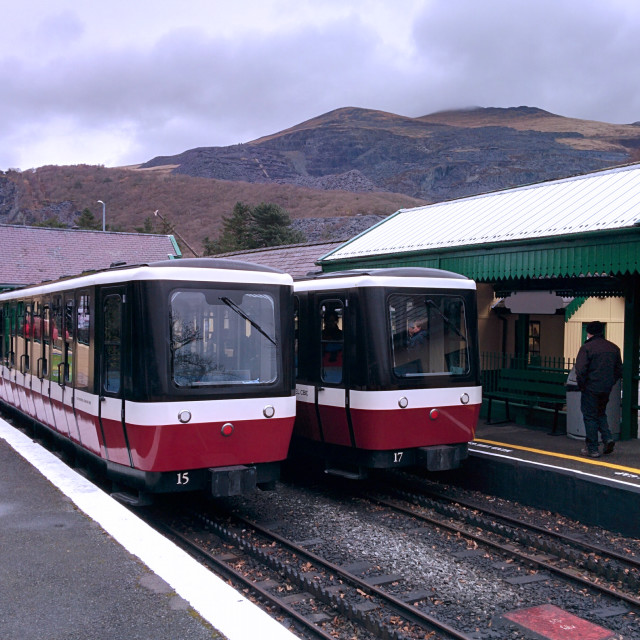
[503,604,613,639]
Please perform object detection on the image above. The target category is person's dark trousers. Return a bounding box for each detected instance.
[581,389,613,454]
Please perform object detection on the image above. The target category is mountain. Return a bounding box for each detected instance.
[141,106,640,200]
[2,106,639,254]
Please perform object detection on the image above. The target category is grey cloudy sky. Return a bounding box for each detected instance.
[2,0,639,171]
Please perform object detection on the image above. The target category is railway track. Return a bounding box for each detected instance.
[149,502,476,640]
[5,404,636,637]
[370,472,640,609]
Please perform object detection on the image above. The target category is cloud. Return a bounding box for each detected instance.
[407,0,640,122]
[1,0,640,170]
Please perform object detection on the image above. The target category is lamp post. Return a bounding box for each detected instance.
[97,200,106,231]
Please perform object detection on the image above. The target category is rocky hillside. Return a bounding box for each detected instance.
[142,106,640,201]
[2,106,639,253]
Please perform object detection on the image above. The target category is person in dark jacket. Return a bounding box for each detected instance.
[575,321,623,458]
[407,318,428,349]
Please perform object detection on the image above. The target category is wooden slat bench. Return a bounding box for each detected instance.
[484,368,568,433]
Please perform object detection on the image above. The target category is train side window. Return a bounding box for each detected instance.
[103,294,122,395]
[320,301,343,384]
[23,302,32,372]
[65,296,75,385]
[42,303,51,378]
[0,305,4,364]
[14,301,27,373]
[294,296,299,379]
[8,303,17,367]
[51,295,64,383]
[31,300,43,378]
[75,292,91,390]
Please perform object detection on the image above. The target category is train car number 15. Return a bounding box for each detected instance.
[176,472,190,485]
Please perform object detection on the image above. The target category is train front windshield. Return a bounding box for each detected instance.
[170,289,278,386]
[389,292,470,378]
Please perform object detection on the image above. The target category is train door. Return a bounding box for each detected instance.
[49,294,70,436]
[0,303,7,403]
[31,299,48,424]
[13,301,29,414]
[62,294,81,443]
[41,300,57,429]
[316,298,353,447]
[22,301,37,418]
[97,287,132,466]
[5,302,20,407]
[74,290,100,454]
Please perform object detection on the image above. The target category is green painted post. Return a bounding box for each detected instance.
[621,275,640,440]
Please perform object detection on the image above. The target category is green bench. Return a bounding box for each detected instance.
[485,368,568,433]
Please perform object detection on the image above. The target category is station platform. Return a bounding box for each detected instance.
[0,416,298,640]
[2,413,638,640]
[454,419,640,539]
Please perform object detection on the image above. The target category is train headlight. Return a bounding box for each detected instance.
[177,410,192,424]
[263,405,275,418]
[221,423,234,437]
[429,408,440,420]
[460,393,470,405]
[398,397,408,409]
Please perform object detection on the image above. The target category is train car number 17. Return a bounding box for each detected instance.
[393,451,404,463]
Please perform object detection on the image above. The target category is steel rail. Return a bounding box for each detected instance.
[390,472,640,570]
[152,519,337,640]
[223,510,475,640]
[367,493,640,610]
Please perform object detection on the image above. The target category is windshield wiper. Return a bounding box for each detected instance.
[219,297,277,346]
[426,300,467,341]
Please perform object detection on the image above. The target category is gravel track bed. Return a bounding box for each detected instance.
[220,476,639,639]
[416,476,640,558]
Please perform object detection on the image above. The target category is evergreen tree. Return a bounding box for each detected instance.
[135,216,156,234]
[203,201,305,254]
[76,208,101,230]
[248,202,305,248]
[202,236,222,256]
[222,201,253,251]
[33,216,67,228]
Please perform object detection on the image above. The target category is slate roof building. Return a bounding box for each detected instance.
[216,241,343,278]
[317,162,640,440]
[0,225,181,290]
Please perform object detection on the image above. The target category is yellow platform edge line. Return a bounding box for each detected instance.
[472,438,640,475]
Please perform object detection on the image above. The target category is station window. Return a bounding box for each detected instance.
[528,320,540,359]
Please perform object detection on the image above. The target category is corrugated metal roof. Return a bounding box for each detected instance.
[320,163,640,262]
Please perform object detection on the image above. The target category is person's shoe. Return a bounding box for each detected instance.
[603,441,615,455]
[581,447,601,458]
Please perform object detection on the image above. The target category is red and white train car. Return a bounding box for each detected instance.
[0,258,296,499]
[292,268,481,478]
